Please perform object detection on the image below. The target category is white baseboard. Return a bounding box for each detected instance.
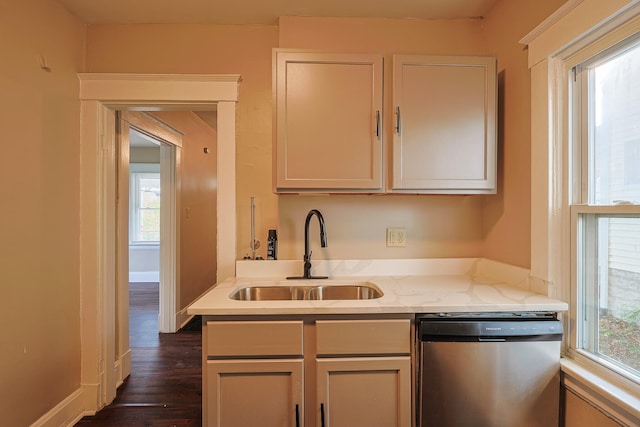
[114,349,132,388]
[30,389,87,427]
[129,271,159,282]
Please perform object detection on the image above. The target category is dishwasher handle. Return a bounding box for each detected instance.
[419,319,563,342]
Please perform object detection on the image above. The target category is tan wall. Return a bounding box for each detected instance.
[84,10,561,265]
[563,388,623,427]
[0,0,85,425]
[481,0,567,268]
[277,195,483,261]
[150,111,218,309]
[278,16,486,53]
[85,24,280,263]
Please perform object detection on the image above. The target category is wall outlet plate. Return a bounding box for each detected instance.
[386,228,406,247]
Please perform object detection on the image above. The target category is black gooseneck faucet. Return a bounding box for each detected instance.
[287,209,328,280]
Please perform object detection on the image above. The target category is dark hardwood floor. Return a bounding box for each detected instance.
[76,282,203,426]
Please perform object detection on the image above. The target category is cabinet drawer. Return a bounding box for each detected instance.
[316,319,410,355]
[207,321,304,357]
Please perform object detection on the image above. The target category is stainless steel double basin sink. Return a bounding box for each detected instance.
[229,281,383,301]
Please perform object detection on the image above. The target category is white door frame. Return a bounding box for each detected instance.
[78,73,240,410]
[159,141,179,333]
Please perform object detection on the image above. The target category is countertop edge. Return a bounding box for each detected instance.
[188,260,569,316]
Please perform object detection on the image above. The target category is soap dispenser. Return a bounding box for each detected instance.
[267,229,278,260]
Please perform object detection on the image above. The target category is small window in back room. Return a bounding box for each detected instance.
[130,165,161,243]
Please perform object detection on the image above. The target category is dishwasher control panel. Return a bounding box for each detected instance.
[418,312,563,342]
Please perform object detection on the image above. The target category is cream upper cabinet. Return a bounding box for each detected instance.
[273,51,384,192]
[391,55,497,194]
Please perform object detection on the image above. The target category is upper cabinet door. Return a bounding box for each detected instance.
[392,55,497,194]
[274,51,384,192]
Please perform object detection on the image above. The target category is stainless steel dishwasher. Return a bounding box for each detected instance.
[418,312,563,427]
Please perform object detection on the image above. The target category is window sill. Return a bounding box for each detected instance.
[561,358,640,425]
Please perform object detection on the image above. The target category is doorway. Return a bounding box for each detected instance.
[128,127,162,347]
[78,73,240,411]
[128,128,161,285]
[122,110,219,338]
[119,111,184,337]
[115,110,184,385]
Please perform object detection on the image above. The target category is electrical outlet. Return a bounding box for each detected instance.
[386,228,406,247]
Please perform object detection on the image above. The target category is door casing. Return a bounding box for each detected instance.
[78,73,240,410]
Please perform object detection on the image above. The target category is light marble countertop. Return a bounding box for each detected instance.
[187,258,569,316]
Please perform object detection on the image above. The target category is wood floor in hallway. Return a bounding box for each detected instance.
[76,282,203,426]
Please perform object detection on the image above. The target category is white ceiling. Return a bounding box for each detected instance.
[54,0,500,25]
[130,128,161,148]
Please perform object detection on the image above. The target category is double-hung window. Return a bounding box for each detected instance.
[129,163,161,244]
[571,36,640,383]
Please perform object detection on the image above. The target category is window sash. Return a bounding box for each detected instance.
[572,206,640,380]
[571,40,640,384]
[129,170,160,244]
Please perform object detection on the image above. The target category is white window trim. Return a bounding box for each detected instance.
[523,0,640,423]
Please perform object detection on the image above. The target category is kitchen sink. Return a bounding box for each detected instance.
[229,286,307,301]
[229,282,383,301]
[307,285,382,300]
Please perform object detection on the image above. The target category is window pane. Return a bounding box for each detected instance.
[139,209,160,241]
[580,215,640,376]
[139,177,160,209]
[130,172,160,243]
[591,44,640,205]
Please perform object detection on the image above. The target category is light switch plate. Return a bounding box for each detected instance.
[386,228,406,247]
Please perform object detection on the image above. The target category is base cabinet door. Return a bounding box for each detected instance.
[316,357,411,427]
[206,359,304,427]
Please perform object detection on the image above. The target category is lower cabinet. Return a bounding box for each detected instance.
[316,357,411,427]
[203,317,412,427]
[207,359,303,427]
[314,319,412,427]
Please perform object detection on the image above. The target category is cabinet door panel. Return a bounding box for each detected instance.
[207,359,303,427]
[316,357,411,427]
[392,55,497,193]
[274,51,383,191]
